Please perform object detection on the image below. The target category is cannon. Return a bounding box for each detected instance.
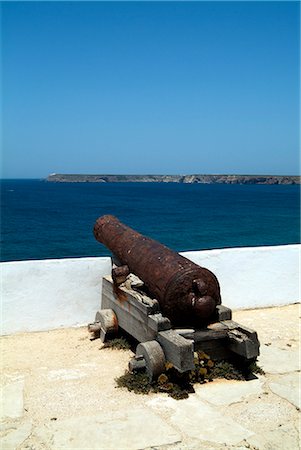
[94,215,221,327]
[90,215,260,381]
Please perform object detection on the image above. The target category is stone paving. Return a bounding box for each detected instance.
[0,304,300,450]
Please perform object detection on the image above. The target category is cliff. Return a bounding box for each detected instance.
[46,174,300,184]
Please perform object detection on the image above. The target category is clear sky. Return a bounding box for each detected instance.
[1,1,300,178]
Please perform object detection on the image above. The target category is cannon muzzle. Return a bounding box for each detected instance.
[94,215,221,327]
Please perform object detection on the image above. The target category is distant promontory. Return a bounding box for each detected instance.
[46,174,300,185]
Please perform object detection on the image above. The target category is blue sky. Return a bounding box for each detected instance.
[1,1,300,178]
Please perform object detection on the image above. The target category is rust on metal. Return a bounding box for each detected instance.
[112,265,130,285]
[94,215,221,327]
[113,284,128,303]
[112,311,119,331]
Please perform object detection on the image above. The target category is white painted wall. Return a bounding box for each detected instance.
[1,244,300,335]
[1,257,111,335]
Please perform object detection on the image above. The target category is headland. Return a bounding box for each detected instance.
[46,174,300,184]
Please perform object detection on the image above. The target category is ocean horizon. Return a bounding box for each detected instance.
[1,179,300,262]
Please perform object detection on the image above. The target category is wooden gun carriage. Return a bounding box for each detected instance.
[89,215,260,381]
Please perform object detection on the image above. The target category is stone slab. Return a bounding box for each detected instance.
[47,368,86,381]
[194,379,264,406]
[146,396,178,412]
[247,422,300,450]
[1,380,24,419]
[222,394,298,434]
[0,421,32,450]
[34,408,181,449]
[268,372,301,409]
[169,396,254,445]
[258,346,300,373]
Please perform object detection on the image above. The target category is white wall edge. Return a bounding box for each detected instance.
[1,244,300,335]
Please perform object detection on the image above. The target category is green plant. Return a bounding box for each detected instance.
[101,337,131,350]
[115,349,264,400]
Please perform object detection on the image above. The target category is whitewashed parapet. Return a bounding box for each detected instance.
[1,244,300,335]
[1,257,111,335]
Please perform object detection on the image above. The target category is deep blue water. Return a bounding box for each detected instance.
[1,180,300,262]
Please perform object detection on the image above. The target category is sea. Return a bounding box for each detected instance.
[1,179,300,262]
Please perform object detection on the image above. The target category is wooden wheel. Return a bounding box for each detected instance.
[135,340,166,381]
[88,309,118,342]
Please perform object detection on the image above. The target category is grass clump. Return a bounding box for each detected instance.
[153,364,194,399]
[101,337,131,350]
[188,351,245,383]
[116,367,193,400]
[115,350,264,400]
[247,360,265,375]
[116,372,151,395]
[208,361,245,381]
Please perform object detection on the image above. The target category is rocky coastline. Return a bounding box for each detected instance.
[46,174,300,184]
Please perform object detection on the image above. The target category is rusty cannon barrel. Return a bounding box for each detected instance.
[94,215,221,327]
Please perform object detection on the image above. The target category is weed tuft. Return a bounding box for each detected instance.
[101,337,131,351]
[116,372,151,394]
[115,350,264,400]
